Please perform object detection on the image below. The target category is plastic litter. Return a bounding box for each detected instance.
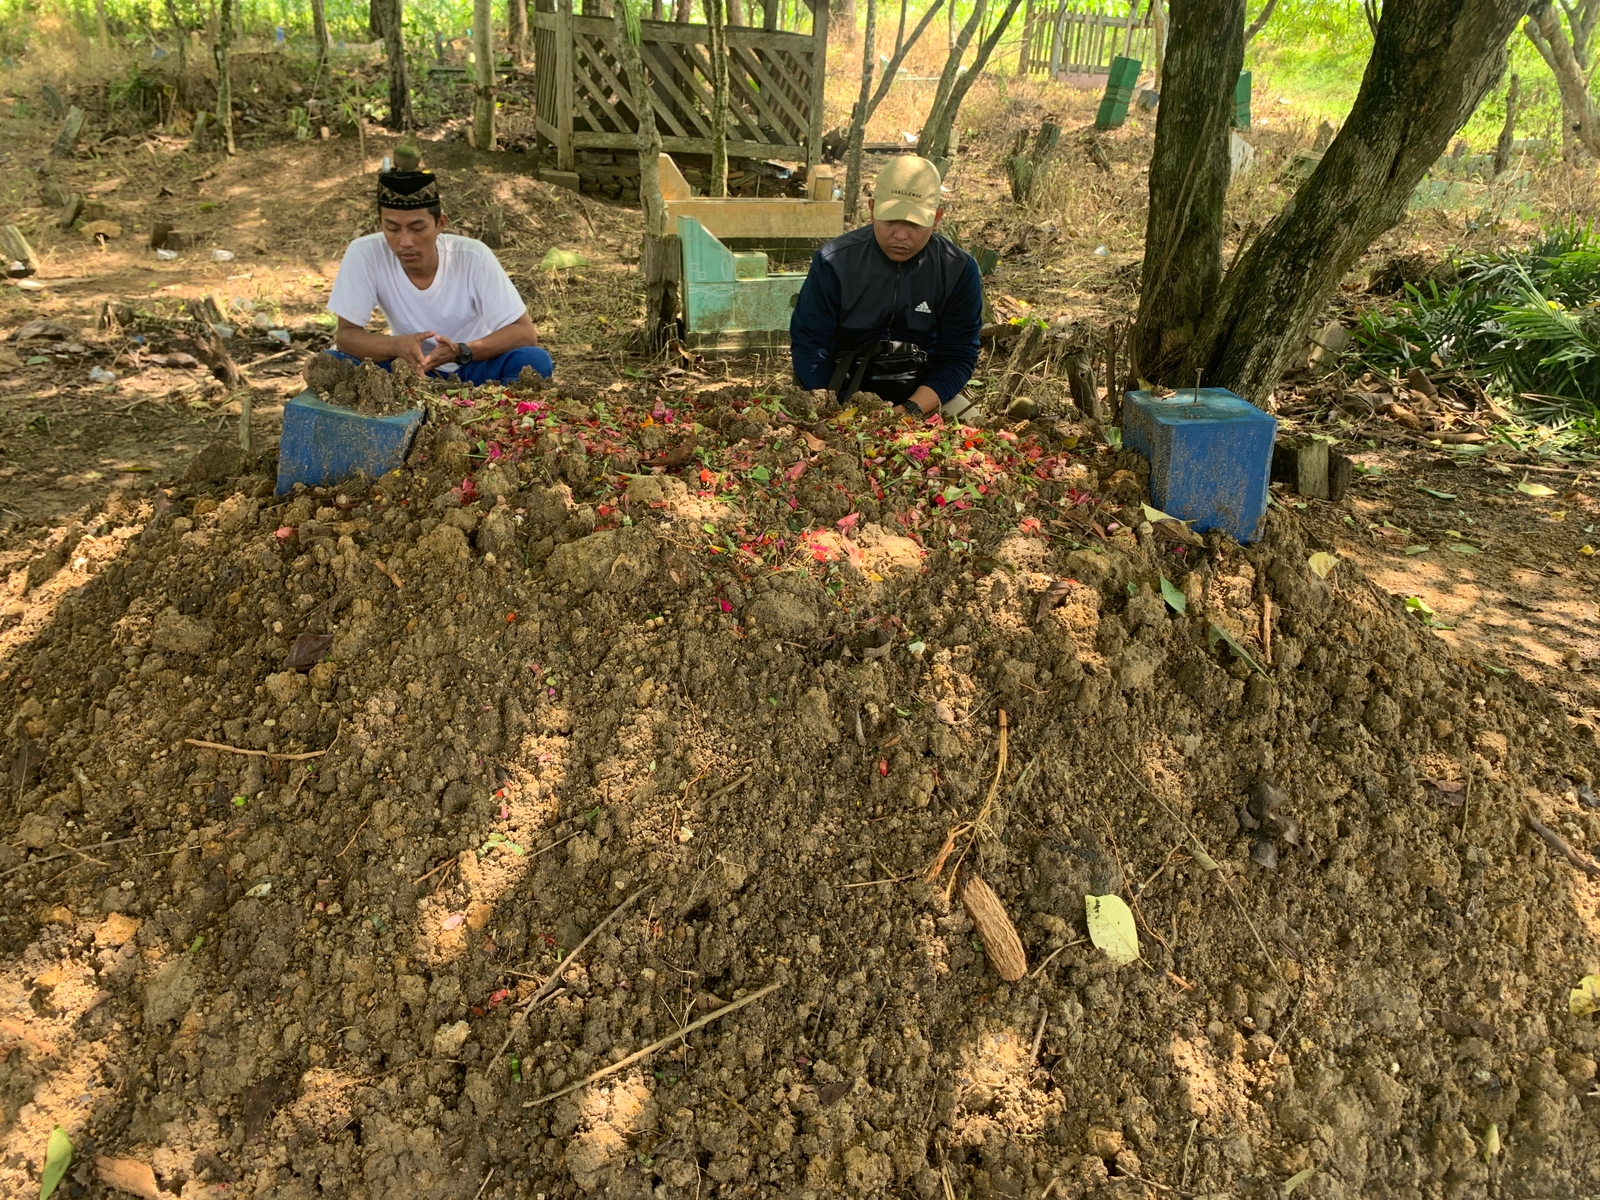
[156,247,178,260]
[212,249,236,262]
[88,366,117,384]
[211,322,234,339]
[1094,245,1109,256]
[267,329,292,345]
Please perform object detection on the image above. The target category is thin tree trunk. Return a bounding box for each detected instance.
[705,0,729,195]
[1524,0,1600,158]
[1184,0,1529,401]
[94,0,109,47]
[163,0,186,69]
[1151,0,1168,88]
[1243,0,1277,43]
[846,0,942,215]
[678,0,695,22]
[844,0,877,222]
[616,5,674,344]
[728,0,744,24]
[214,0,236,154]
[311,0,331,60]
[1493,71,1519,175]
[1131,0,1244,382]
[473,0,496,149]
[919,0,1023,161]
[508,0,527,62]
[370,0,384,39]
[385,0,413,130]
[840,0,857,40]
[919,0,986,156]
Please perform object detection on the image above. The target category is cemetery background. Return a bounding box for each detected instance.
[2,2,1600,1198]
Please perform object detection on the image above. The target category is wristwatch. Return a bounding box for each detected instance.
[456,341,474,365]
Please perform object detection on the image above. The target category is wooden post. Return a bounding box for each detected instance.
[763,0,778,30]
[384,0,413,130]
[94,0,109,47]
[473,0,497,150]
[240,393,254,455]
[214,0,236,155]
[806,0,830,172]
[555,0,575,169]
[1,226,40,278]
[51,106,86,158]
[1048,1,1063,78]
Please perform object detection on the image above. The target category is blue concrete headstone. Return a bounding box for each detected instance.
[275,389,425,495]
[1123,387,1276,544]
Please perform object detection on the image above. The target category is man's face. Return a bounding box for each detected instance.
[380,207,446,268]
[869,200,941,262]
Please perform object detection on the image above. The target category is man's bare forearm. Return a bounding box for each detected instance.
[466,315,539,360]
[335,326,403,360]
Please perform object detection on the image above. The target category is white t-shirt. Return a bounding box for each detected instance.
[327,233,527,370]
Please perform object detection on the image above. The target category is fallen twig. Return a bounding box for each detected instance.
[526,982,780,1107]
[1108,748,1283,982]
[489,884,654,1069]
[335,815,371,859]
[927,709,1008,899]
[185,737,333,762]
[374,559,404,590]
[0,835,140,881]
[1528,814,1600,877]
[1029,937,1086,980]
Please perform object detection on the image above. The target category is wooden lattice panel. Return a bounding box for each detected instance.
[533,5,827,168]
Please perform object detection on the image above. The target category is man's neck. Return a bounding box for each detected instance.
[402,251,440,287]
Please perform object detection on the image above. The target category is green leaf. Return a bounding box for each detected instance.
[538,247,590,270]
[1446,542,1482,555]
[40,1126,72,1200]
[749,465,771,483]
[1416,485,1456,500]
[1283,1167,1316,1195]
[1483,1122,1500,1161]
[1207,623,1266,676]
[1159,575,1187,615]
[1085,894,1140,964]
[1405,596,1435,616]
[1404,545,1430,555]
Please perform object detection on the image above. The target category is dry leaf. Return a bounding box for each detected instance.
[1085,894,1140,964]
[1307,551,1338,579]
[1517,480,1556,497]
[1571,974,1600,1017]
[1035,578,1073,623]
[96,1156,160,1199]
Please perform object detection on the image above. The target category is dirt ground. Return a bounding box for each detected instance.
[4,43,1600,1200]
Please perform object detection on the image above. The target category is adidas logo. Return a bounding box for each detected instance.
[914,301,932,313]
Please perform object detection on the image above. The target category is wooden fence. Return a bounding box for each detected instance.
[532,0,829,171]
[1019,0,1153,78]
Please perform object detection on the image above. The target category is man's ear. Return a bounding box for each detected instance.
[436,212,448,231]
[867,198,875,219]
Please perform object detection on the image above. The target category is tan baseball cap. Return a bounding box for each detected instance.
[872,156,942,226]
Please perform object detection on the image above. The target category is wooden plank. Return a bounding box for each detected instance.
[641,41,716,140]
[555,0,575,169]
[572,32,640,133]
[729,44,809,142]
[573,130,808,158]
[805,0,827,168]
[666,197,842,238]
[658,152,694,200]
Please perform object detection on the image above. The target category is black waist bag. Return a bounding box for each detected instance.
[827,341,928,406]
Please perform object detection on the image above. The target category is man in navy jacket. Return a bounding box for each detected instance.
[790,157,983,420]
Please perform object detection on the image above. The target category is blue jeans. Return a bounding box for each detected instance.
[322,345,554,383]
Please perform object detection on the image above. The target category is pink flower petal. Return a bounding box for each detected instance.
[442,913,466,930]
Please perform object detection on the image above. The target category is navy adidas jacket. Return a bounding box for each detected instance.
[790,224,983,403]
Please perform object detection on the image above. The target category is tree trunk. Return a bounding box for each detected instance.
[728,0,744,24]
[1130,0,1244,382]
[1493,71,1519,175]
[763,0,778,29]
[1151,0,1167,88]
[473,0,496,149]
[94,0,109,47]
[385,0,413,131]
[214,0,236,154]
[370,0,385,39]
[1243,0,1277,43]
[311,0,331,60]
[843,0,877,222]
[918,0,986,157]
[1523,0,1600,158]
[163,0,187,69]
[705,0,729,195]
[918,0,1023,161]
[840,0,856,39]
[508,0,527,62]
[1182,0,1529,402]
[615,5,675,345]
[679,0,695,22]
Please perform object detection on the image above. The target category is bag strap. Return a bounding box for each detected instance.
[828,342,885,407]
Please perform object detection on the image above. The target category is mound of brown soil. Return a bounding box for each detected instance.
[3,380,1599,1200]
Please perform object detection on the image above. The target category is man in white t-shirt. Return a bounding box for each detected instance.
[318,170,553,383]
